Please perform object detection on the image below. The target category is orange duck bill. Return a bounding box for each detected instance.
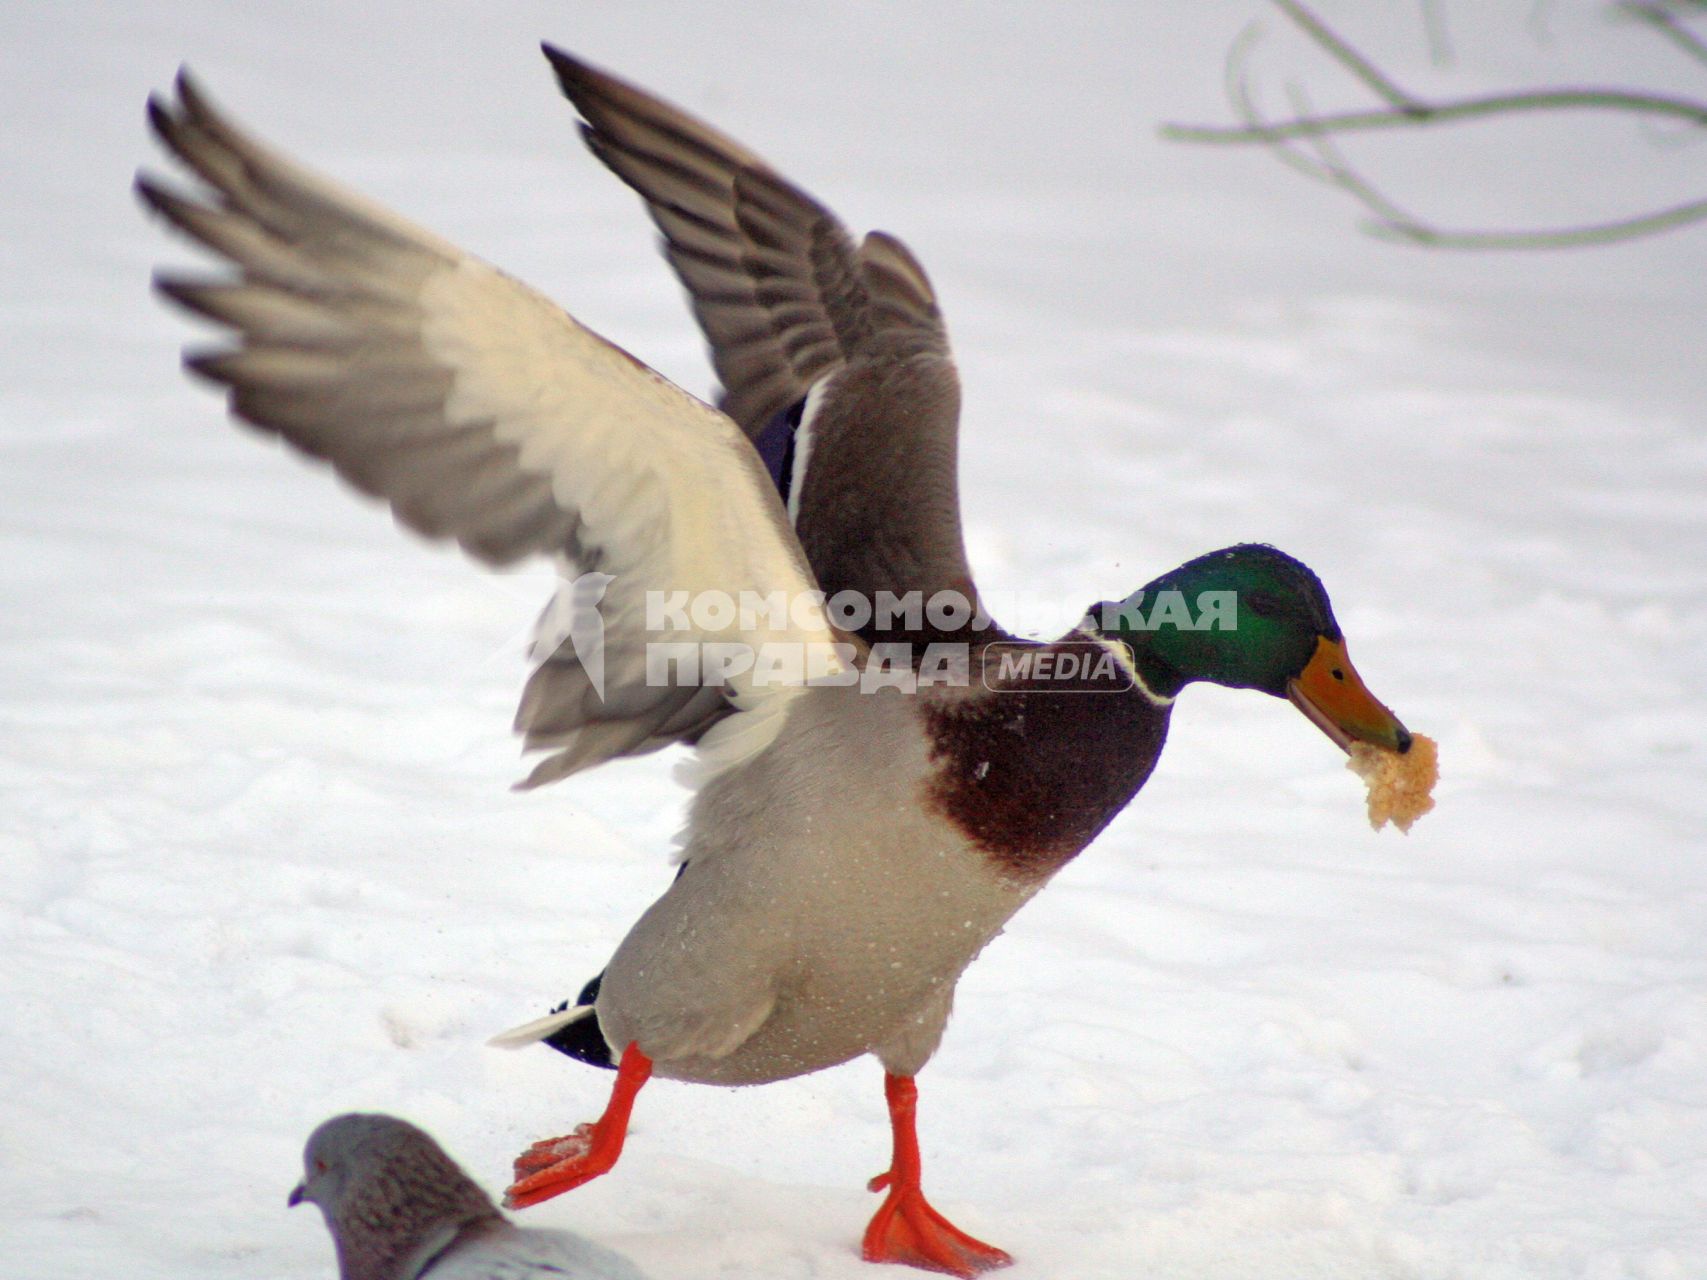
[1286,636,1412,755]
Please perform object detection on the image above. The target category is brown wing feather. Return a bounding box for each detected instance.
[544,46,979,633]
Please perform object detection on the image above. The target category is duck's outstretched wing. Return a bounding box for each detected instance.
[545,48,980,638]
[139,72,846,787]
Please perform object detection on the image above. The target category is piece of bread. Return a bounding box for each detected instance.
[1347,734,1438,833]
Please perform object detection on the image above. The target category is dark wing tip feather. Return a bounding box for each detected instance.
[545,43,768,175]
[148,68,222,157]
[152,276,249,334]
[145,93,199,172]
[541,44,631,128]
[145,92,174,142]
[182,347,238,383]
[174,69,244,154]
[133,172,194,233]
[541,42,592,93]
[132,170,167,215]
[174,66,210,119]
[151,272,201,313]
[141,80,210,208]
[133,174,233,276]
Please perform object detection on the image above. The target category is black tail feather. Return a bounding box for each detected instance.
[543,970,615,1070]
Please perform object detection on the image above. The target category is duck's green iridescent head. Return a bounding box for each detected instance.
[1090,543,1412,754]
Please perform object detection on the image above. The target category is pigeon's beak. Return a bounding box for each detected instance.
[288,1181,307,1208]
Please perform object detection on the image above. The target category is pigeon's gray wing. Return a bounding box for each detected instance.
[140,73,847,787]
[546,48,981,640]
[425,1222,650,1280]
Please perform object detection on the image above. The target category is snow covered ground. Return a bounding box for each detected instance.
[5,2,1706,1277]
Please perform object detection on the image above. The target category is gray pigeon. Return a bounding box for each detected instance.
[290,1114,649,1280]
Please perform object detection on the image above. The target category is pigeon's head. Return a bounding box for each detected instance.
[291,1113,402,1212]
[291,1114,503,1278]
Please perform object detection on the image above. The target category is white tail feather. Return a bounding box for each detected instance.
[486,1005,593,1049]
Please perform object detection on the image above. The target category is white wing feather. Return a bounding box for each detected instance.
[139,73,848,784]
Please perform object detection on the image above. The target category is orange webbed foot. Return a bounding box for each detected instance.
[503,1042,652,1210]
[506,1124,620,1208]
[861,1072,1012,1276]
[863,1175,1012,1276]
[512,1124,596,1177]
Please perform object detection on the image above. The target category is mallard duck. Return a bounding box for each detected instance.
[140,48,1416,1278]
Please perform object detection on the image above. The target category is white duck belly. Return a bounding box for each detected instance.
[594,684,1035,1086]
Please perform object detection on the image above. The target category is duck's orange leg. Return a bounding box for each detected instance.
[505,1041,652,1209]
[863,1072,1012,1276]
